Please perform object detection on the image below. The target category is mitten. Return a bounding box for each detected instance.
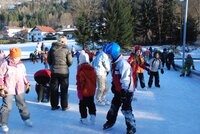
[120,89,127,103]
[161,69,164,74]
[25,83,30,94]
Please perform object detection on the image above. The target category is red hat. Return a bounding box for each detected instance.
[187,54,191,58]
[10,48,22,58]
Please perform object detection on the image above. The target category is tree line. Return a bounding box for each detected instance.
[73,0,199,48]
[0,0,199,48]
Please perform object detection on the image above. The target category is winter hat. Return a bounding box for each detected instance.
[79,51,89,65]
[58,36,67,44]
[134,45,142,53]
[10,48,22,58]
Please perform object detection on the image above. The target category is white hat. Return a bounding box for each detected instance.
[79,51,89,65]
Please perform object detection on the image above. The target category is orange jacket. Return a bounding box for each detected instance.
[76,63,97,99]
[136,56,145,73]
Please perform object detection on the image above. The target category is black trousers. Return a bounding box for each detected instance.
[148,71,160,87]
[50,74,69,109]
[36,84,50,102]
[166,61,176,70]
[136,73,145,88]
[106,92,136,131]
[79,96,96,118]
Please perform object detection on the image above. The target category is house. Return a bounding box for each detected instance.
[60,25,77,39]
[28,26,56,42]
[2,26,32,39]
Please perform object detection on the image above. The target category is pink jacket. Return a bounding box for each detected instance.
[0,60,29,95]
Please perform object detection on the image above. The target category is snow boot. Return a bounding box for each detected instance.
[80,118,88,125]
[180,73,185,77]
[1,125,9,133]
[186,71,191,76]
[103,121,114,130]
[51,106,60,110]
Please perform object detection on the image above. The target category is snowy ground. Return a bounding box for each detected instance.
[0,41,200,134]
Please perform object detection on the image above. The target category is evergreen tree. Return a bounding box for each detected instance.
[104,0,134,47]
[186,15,198,42]
[74,12,91,49]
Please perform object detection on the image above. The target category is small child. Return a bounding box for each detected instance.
[34,69,51,102]
[148,52,164,88]
[0,48,32,133]
[180,54,195,77]
[76,51,97,125]
[103,42,136,134]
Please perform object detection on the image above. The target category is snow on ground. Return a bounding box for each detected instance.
[0,41,200,134]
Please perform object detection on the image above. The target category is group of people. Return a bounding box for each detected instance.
[0,37,197,134]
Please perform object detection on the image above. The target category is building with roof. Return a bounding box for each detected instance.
[2,26,32,39]
[28,26,56,42]
[60,25,77,39]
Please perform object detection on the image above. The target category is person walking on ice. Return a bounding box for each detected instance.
[76,51,97,125]
[0,48,32,133]
[103,42,136,134]
[92,43,110,105]
[180,54,195,77]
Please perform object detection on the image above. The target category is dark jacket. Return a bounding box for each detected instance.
[47,42,73,75]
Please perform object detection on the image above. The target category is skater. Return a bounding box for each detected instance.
[128,45,149,91]
[34,69,51,102]
[180,54,195,77]
[0,48,32,133]
[103,42,136,134]
[148,52,164,88]
[92,43,110,105]
[166,49,177,71]
[161,48,168,67]
[47,36,73,111]
[76,51,97,125]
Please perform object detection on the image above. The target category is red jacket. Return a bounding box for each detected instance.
[76,63,97,100]
[34,69,51,78]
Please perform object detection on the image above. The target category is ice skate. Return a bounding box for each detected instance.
[1,125,9,133]
[80,118,88,125]
[24,119,33,127]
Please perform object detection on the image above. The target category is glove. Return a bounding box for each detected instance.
[120,89,128,103]
[25,83,30,94]
[161,69,164,74]
[192,66,195,70]
[111,82,116,94]
[0,85,7,98]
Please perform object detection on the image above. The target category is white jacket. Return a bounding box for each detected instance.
[92,51,110,76]
[149,58,162,72]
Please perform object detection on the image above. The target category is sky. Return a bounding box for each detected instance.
[0,40,200,134]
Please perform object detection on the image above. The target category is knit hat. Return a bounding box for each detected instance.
[79,51,89,65]
[58,36,67,44]
[10,48,22,58]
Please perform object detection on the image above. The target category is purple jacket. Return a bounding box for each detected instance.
[0,60,29,95]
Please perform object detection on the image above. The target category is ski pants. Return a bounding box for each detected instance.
[148,71,160,87]
[136,73,145,88]
[96,75,109,101]
[0,93,30,126]
[50,74,69,109]
[79,96,96,118]
[106,92,136,132]
[181,64,192,75]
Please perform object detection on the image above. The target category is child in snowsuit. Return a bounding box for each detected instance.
[128,45,148,90]
[76,51,97,125]
[42,50,49,69]
[180,54,195,77]
[148,52,164,88]
[34,69,51,102]
[103,42,136,134]
[0,48,32,133]
[166,50,177,71]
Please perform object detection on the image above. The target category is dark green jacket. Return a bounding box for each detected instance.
[47,42,73,75]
